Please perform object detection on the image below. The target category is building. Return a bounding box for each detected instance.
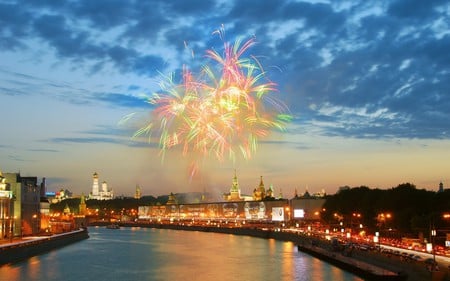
[166,192,177,205]
[1,171,42,238]
[0,171,13,240]
[138,198,290,222]
[89,172,114,200]
[252,176,265,201]
[290,192,326,222]
[223,171,245,202]
[135,185,141,199]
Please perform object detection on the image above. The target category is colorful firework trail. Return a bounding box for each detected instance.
[132,33,292,176]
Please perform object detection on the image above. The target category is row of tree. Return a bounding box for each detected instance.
[322,183,450,238]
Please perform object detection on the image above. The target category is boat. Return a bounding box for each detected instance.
[106,224,120,229]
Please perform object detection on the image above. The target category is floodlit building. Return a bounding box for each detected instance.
[0,171,13,240]
[89,172,114,200]
[135,185,141,199]
[223,171,244,201]
[290,191,326,222]
[1,171,42,238]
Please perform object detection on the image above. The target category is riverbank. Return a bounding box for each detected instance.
[0,228,89,266]
[96,221,446,281]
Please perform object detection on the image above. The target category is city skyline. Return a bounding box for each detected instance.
[1,0,449,196]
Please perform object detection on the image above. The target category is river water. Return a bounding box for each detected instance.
[0,227,363,281]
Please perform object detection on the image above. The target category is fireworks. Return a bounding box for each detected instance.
[132,32,292,175]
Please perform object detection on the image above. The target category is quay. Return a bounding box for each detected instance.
[0,228,89,266]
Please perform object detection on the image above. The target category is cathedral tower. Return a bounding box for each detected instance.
[92,172,99,197]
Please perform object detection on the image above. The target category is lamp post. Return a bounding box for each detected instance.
[375,231,380,251]
[431,228,437,262]
[285,206,290,227]
[377,212,392,237]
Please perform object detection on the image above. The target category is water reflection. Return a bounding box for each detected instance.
[0,227,363,281]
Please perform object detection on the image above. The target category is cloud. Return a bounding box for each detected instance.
[48,135,156,148]
[43,122,165,149]
[92,92,148,108]
[27,149,59,153]
[0,0,449,141]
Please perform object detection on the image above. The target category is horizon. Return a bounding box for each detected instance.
[1,169,444,199]
[1,1,449,196]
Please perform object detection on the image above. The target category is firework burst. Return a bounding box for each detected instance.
[131,32,292,176]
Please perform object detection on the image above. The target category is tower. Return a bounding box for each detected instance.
[79,193,87,215]
[102,181,108,193]
[92,172,99,197]
[40,177,46,198]
[259,176,265,199]
[266,184,274,199]
[135,185,141,199]
[229,170,241,201]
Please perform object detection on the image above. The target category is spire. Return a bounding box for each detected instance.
[63,203,71,214]
[278,188,283,199]
[231,170,239,192]
[259,176,265,190]
[79,193,87,215]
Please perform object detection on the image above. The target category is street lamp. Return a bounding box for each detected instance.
[285,207,290,226]
[377,212,392,236]
[375,231,380,251]
[431,228,437,262]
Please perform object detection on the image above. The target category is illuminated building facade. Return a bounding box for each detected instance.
[138,199,291,222]
[290,197,326,221]
[137,193,326,225]
[0,171,13,240]
[1,172,42,237]
[89,172,114,200]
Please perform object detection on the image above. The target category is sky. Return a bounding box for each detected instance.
[1,0,450,198]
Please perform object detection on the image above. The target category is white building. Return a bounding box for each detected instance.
[89,172,114,200]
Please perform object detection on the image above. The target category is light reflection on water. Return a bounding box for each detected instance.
[0,227,364,281]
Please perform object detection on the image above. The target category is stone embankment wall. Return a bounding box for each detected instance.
[0,228,89,266]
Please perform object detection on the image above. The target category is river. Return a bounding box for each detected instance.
[0,226,364,281]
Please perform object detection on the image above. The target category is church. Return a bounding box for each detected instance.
[223,171,278,202]
[89,172,114,200]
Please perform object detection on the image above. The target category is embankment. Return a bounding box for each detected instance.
[0,228,89,266]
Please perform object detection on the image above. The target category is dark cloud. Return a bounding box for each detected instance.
[228,0,283,22]
[1,0,449,140]
[0,3,32,50]
[92,92,147,108]
[72,0,134,29]
[283,1,346,33]
[33,14,104,60]
[387,0,447,19]
[166,0,218,14]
